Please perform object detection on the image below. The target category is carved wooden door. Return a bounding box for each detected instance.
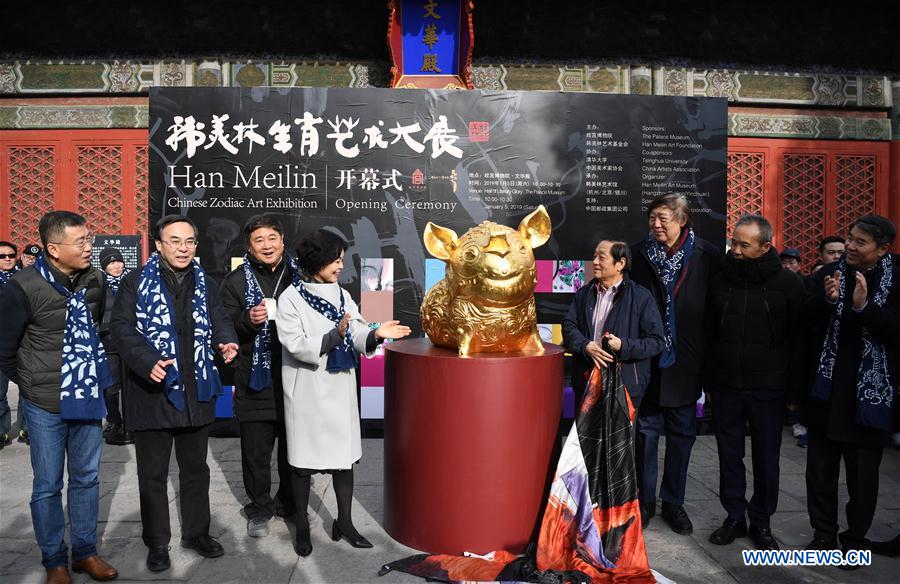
[0,129,149,258]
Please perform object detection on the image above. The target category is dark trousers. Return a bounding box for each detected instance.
[806,426,883,542]
[240,420,294,519]
[103,387,123,426]
[134,425,211,547]
[712,388,783,527]
[104,354,123,426]
[636,401,696,506]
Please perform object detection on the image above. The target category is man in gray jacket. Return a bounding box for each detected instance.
[0,211,118,584]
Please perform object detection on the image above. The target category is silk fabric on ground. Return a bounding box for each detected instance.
[381,364,656,583]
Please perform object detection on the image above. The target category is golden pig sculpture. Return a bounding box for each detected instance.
[421,205,551,356]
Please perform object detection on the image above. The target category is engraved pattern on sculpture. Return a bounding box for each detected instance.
[421,205,551,356]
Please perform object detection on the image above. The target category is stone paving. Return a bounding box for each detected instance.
[1,381,897,583]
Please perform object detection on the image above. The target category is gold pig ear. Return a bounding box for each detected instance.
[423,222,459,260]
[519,205,551,249]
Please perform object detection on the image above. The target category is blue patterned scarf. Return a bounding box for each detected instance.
[0,266,17,285]
[295,281,357,372]
[105,269,129,296]
[34,253,112,420]
[243,254,301,391]
[136,252,222,411]
[812,255,894,430]
[646,228,695,368]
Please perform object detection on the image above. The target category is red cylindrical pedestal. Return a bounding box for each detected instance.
[383,338,563,555]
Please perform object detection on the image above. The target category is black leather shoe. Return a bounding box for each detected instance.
[869,535,900,557]
[805,536,839,551]
[709,518,747,545]
[661,502,693,535]
[104,424,134,446]
[332,520,373,549]
[146,546,170,572]
[181,534,224,558]
[749,525,779,550]
[639,501,655,530]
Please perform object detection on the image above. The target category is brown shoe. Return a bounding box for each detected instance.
[46,566,71,584]
[72,555,118,581]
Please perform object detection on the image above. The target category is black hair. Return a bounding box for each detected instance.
[0,241,17,253]
[243,214,284,243]
[599,240,632,272]
[647,192,692,226]
[296,229,347,276]
[818,235,844,253]
[39,210,86,247]
[154,214,199,241]
[848,215,895,248]
[735,214,773,244]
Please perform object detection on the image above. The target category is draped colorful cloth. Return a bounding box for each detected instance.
[381,364,655,583]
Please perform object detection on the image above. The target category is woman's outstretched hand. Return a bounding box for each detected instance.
[375,320,412,340]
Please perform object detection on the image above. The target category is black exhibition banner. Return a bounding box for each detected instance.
[149,86,727,330]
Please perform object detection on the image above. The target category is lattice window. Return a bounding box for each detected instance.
[726,152,765,237]
[782,153,826,268]
[135,145,149,239]
[76,146,123,235]
[835,155,877,238]
[8,146,55,247]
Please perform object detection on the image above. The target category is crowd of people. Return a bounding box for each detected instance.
[562,193,899,567]
[0,197,897,583]
[0,211,409,583]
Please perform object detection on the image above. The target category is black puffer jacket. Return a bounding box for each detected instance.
[705,248,806,399]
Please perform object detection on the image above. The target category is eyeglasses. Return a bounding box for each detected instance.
[50,234,95,251]
[0,253,16,259]
[161,238,198,249]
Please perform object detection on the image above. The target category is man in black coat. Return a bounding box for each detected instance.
[804,215,899,555]
[705,215,805,550]
[629,193,721,534]
[110,215,238,573]
[562,239,665,409]
[218,215,296,538]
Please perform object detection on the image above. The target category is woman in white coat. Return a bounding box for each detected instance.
[276,229,410,557]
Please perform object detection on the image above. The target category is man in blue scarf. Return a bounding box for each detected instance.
[98,246,131,446]
[629,193,722,535]
[0,212,118,584]
[110,215,238,573]
[219,214,299,538]
[804,215,899,557]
